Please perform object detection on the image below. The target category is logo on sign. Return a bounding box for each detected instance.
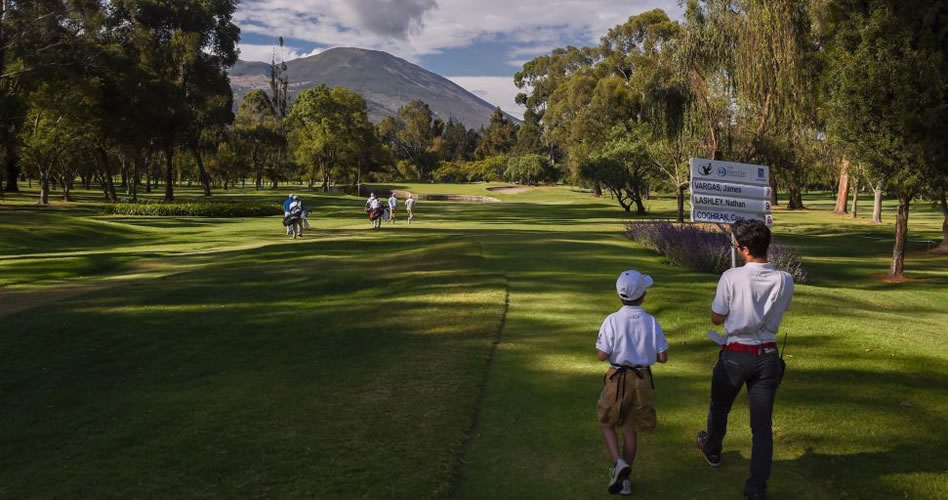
[757,167,765,179]
[717,167,727,177]
[765,201,772,211]
[700,163,713,175]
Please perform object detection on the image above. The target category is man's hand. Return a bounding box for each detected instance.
[657,351,668,364]
[711,311,727,325]
[597,350,609,361]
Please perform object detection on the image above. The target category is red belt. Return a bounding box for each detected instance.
[721,342,777,355]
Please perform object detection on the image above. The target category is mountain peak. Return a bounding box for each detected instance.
[230,48,514,128]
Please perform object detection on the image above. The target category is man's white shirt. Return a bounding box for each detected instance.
[388,196,397,209]
[596,306,669,367]
[712,262,794,345]
[406,198,416,210]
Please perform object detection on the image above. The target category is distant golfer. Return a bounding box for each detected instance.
[387,193,398,224]
[365,192,382,230]
[696,219,794,500]
[285,195,306,239]
[405,195,416,224]
[596,270,668,496]
[283,193,295,235]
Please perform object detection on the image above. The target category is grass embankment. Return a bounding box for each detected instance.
[1,184,946,498]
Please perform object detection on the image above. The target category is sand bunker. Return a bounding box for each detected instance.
[486,186,534,195]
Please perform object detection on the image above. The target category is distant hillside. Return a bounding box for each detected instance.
[229,47,515,129]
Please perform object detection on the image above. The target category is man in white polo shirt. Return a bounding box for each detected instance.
[696,219,794,500]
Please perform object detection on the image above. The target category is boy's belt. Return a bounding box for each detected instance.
[721,342,778,355]
[606,365,654,421]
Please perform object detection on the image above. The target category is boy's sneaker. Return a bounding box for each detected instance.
[697,431,721,467]
[619,479,632,496]
[608,459,631,494]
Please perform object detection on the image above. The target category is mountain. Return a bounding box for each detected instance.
[229,47,515,129]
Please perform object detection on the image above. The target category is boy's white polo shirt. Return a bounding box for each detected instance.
[712,262,794,345]
[596,306,669,367]
[388,196,397,208]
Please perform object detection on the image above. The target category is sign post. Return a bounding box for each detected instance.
[689,158,772,268]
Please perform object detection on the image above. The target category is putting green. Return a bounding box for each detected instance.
[0,185,945,499]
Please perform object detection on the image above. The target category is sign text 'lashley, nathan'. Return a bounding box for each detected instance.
[689,158,773,226]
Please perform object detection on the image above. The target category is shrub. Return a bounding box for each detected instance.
[625,221,808,283]
[433,161,468,182]
[101,201,282,217]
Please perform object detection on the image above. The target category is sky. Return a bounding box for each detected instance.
[235,1,684,120]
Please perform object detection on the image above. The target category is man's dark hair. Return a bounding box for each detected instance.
[733,219,771,258]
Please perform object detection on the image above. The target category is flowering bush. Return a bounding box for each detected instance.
[101,201,282,217]
[625,221,807,283]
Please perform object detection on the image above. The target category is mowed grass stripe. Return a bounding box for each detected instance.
[0,236,507,498]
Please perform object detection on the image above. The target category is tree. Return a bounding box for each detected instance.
[288,85,378,191]
[383,100,439,179]
[476,107,518,158]
[579,134,653,214]
[111,0,240,201]
[825,0,948,277]
[505,154,548,185]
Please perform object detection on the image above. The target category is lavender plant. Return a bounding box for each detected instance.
[626,221,808,283]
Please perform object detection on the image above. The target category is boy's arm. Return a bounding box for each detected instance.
[656,351,668,363]
[597,350,610,361]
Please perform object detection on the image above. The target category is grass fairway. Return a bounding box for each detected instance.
[1,184,946,499]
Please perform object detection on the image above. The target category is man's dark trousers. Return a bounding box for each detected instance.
[705,349,782,496]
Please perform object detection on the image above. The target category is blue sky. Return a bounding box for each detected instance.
[235,1,683,119]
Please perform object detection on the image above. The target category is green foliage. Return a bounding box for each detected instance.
[101,201,281,217]
[288,85,380,190]
[433,161,467,182]
[504,154,551,185]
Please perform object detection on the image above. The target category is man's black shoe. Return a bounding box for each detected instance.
[696,430,722,467]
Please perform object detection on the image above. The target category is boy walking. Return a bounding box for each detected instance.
[696,219,794,500]
[596,270,669,495]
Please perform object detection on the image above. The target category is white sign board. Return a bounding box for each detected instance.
[690,158,772,226]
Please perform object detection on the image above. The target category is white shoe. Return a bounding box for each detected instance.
[620,479,632,496]
[608,459,631,494]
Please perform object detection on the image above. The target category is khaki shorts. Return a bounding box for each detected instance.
[597,367,656,432]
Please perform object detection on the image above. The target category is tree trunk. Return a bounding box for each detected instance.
[593,183,602,197]
[164,146,175,201]
[120,155,128,190]
[39,167,50,205]
[61,169,73,202]
[889,193,912,278]
[132,154,143,202]
[676,183,686,223]
[2,141,18,192]
[188,143,212,196]
[871,185,883,224]
[97,147,119,203]
[936,187,948,253]
[768,173,778,206]
[786,184,805,210]
[850,176,860,218]
[833,158,850,214]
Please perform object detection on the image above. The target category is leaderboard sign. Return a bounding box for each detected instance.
[690,158,773,226]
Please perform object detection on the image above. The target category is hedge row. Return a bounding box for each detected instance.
[101,201,282,217]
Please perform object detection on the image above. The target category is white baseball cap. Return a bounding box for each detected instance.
[616,270,653,301]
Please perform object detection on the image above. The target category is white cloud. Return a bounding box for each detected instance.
[236,1,684,63]
[447,76,525,120]
[238,43,323,63]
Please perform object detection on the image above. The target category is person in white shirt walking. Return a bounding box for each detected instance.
[387,194,398,224]
[364,193,382,229]
[596,270,669,496]
[405,195,416,224]
[696,219,794,500]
